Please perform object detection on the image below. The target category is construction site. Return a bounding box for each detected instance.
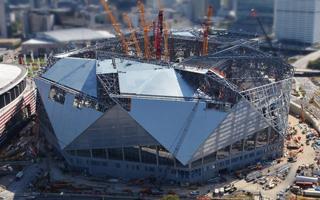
[32,0,295,187]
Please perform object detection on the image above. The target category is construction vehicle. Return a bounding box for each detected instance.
[122,13,142,57]
[99,0,129,55]
[202,5,213,56]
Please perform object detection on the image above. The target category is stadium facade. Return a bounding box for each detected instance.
[36,31,294,183]
[0,64,36,145]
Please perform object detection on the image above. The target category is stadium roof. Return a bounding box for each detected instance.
[43,57,97,97]
[0,64,26,95]
[36,28,115,43]
[97,59,197,98]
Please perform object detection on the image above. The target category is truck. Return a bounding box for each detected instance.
[295,182,314,189]
[245,171,262,182]
[295,176,318,183]
[304,189,320,197]
[15,171,23,180]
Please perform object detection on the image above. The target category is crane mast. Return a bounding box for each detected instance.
[99,0,128,55]
[163,22,170,62]
[123,13,142,57]
[202,5,213,56]
[137,0,151,59]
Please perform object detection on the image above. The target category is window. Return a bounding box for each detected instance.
[124,147,140,162]
[244,133,256,151]
[67,150,76,156]
[256,128,268,148]
[73,95,98,110]
[77,149,91,157]
[92,149,107,159]
[108,148,123,160]
[4,92,10,105]
[231,139,244,155]
[191,158,202,168]
[217,145,230,160]
[204,152,217,164]
[0,95,5,109]
[141,146,157,164]
[49,85,66,104]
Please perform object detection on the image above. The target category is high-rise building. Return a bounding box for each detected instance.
[231,0,274,34]
[0,0,8,38]
[191,0,208,22]
[22,10,54,37]
[275,0,320,44]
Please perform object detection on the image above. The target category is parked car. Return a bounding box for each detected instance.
[189,190,200,196]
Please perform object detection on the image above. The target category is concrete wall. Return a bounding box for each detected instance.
[290,101,320,133]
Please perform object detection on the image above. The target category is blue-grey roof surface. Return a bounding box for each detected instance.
[129,98,228,164]
[43,57,97,97]
[36,28,114,43]
[35,79,103,149]
[97,58,196,98]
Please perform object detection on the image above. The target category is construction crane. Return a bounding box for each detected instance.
[137,0,151,59]
[163,22,170,62]
[99,0,129,55]
[250,9,277,56]
[202,5,213,56]
[155,10,164,60]
[122,13,142,57]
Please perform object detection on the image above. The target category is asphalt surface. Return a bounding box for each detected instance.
[233,116,315,200]
[0,163,45,200]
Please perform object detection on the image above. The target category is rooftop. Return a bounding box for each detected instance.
[36,28,115,43]
[0,64,26,95]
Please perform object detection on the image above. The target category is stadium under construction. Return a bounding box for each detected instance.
[35,1,294,183]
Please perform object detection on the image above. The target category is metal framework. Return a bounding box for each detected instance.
[41,29,294,138]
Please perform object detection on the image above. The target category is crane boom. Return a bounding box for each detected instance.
[163,22,169,62]
[100,0,128,55]
[137,0,151,59]
[250,9,277,56]
[202,5,213,56]
[123,13,142,57]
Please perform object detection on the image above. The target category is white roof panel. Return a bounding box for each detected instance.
[96,59,161,74]
[119,68,195,97]
[173,31,195,37]
[43,57,97,97]
[37,28,115,43]
[0,64,21,89]
[0,64,26,95]
[97,59,196,98]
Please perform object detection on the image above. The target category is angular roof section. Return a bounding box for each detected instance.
[97,58,197,98]
[129,98,228,164]
[36,79,103,149]
[43,57,97,97]
[65,105,159,150]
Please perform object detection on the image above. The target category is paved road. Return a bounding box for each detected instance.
[292,49,320,69]
[234,116,315,199]
[0,163,45,200]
